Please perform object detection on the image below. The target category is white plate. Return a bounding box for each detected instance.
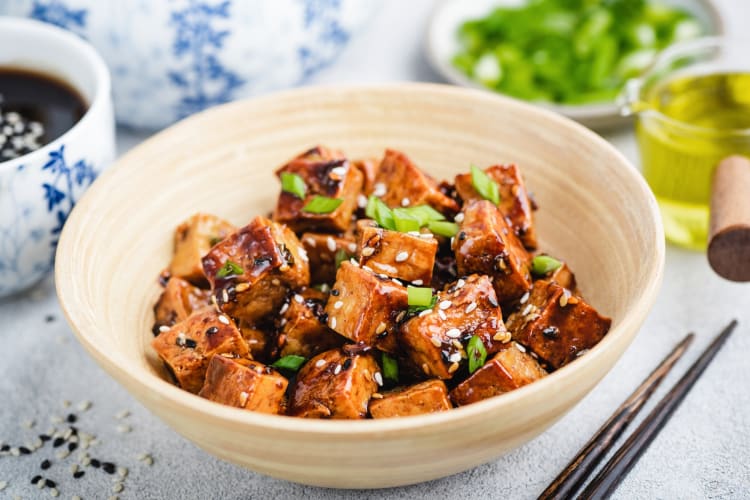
[425,0,725,129]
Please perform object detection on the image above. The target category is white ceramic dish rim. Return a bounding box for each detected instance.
[424,0,726,123]
[56,82,665,435]
[0,17,111,172]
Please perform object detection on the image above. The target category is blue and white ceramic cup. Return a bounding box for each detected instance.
[0,18,115,298]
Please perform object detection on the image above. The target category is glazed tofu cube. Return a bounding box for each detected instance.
[455,164,537,249]
[369,380,452,418]
[151,309,250,393]
[202,216,310,324]
[324,262,408,353]
[237,321,270,361]
[453,200,532,303]
[450,342,548,406]
[536,260,578,295]
[358,225,438,284]
[287,349,379,419]
[374,149,459,215]
[400,274,509,379]
[152,277,210,335]
[273,146,364,233]
[168,213,236,285]
[199,356,287,414]
[353,158,379,195]
[301,232,358,285]
[279,292,343,358]
[506,280,611,370]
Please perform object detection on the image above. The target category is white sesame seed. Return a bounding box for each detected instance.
[438,310,447,320]
[422,363,430,374]
[362,265,374,273]
[333,300,344,310]
[449,352,462,363]
[279,303,289,315]
[559,293,569,307]
[158,325,170,333]
[452,339,463,349]
[50,487,59,497]
[279,318,287,327]
[407,231,421,236]
[218,315,230,325]
[465,302,477,314]
[330,317,337,329]
[113,483,124,493]
[73,496,82,500]
[293,294,304,304]
[412,279,423,286]
[371,392,384,399]
[330,166,347,177]
[235,282,250,291]
[515,343,527,353]
[0,481,6,491]
[319,283,331,293]
[450,237,454,246]
[361,246,375,257]
[454,213,464,223]
[22,419,35,429]
[145,456,154,466]
[348,242,357,253]
[299,248,309,262]
[376,322,387,334]
[374,372,383,386]
[373,182,386,196]
[305,237,316,247]
[334,364,342,375]
[357,194,368,208]
[401,197,410,207]
[520,291,530,304]
[392,278,401,285]
[349,258,359,267]
[418,308,433,317]
[315,359,326,368]
[446,328,462,338]
[176,332,186,346]
[271,278,281,286]
[448,362,460,373]
[57,449,70,460]
[430,336,442,347]
[396,311,406,322]
[439,300,452,310]
[222,289,229,303]
[116,425,131,434]
[456,279,466,289]
[419,233,433,239]
[522,304,533,316]
[395,251,409,262]
[378,273,389,279]
[239,392,249,406]
[50,415,63,424]
[326,236,336,252]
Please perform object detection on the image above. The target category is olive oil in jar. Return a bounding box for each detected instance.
[636,72,750,249]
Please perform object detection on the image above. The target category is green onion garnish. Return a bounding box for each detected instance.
[365,195,396,230]
[407,286,434,307]
[471,165,501,205]
[302,195,343,214]
[401,205,445,226]
[271,355,307,372]
[280,172,306,199]
[216,260,243,278]
[335,249,349,269]
[427,220,459,237]
[531,255,563,276]
[467,335,487,374]
[392,208,421,233]
[382,352,399,383]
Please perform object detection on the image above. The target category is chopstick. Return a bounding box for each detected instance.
[538,332,695,500]
[579,319,738,499]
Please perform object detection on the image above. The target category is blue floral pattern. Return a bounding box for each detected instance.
[30,0,88,36]
[297,0,350,82]
[168,0,245,119]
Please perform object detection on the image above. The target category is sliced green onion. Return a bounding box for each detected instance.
[216,260,243,278]
[382,352,399,383]
[531,255,562,276]
[427,220,460,237]
[335,249,349,269]
[467,335,487,374]
[392,208,421,232]
[365,195,396,230]
[271,355,306,372]
[302,196,343,214]
[471,165,501,205]
[280,172,306,199]
[407,286,434,307]
[401,205,445,226]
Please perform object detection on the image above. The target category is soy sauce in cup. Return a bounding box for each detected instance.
[0,67,87,162]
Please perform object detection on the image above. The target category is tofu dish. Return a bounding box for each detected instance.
[150,146,612,419]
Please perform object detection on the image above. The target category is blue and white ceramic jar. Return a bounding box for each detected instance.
[0,18,115,298]
[1,0,375,129]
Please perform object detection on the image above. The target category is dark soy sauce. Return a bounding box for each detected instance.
[0,67,87,161]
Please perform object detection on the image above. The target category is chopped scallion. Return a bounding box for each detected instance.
[392,208,421,232]
[531,255,563,276]
[366,195,396,230]
[302,195,343,214]
[216,260,243,278]
[407,286,434,307]
[427,220,460,237]
[382,352,399,383]
[271,355,306,372]
[401,205,445,226]
[335,249,349,269]
[467,335,487,374]
[471,165,501,205]
[280,172,306,199]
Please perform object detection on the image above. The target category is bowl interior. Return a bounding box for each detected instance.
[55,84,664,487]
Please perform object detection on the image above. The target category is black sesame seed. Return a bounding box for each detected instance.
[205,326,219,336]
[330,289,339,296]
[184,338,197,349]
[45,314,56,323]
[31,475,42,484]
[542,326,559,339]
[70,426,78,435]
[342,358,352,371]
[68,442,78,452]
[41,459,51,470]
[53,437,65,448]
[66,413,77,423]
[19,446,31,454]
[90,458,101,468]
[102,462,116,474]
[73,470,85,479]
[1,444,9,451]
[45,479,56,488]
[39,434,51,442]
[458,231,466,241]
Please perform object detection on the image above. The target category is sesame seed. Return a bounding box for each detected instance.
[396,311,406,322]
[452,339,463,349]
[568,296,580,305]
[50,415,64,424]
[375,322,387,334]
[357,194,368,208]
[279,318,287,327]
[412,279,423,286]
[235,282,249,292]
[315,359,326,368]
[362,265,374,273]
[330,317,337,329]
[22,419,35,429]
[522,304,533,316]
[56,450,69,459]
[448,362,460,373]
[418,233,433,239]
[333,300,344,310]
[0,481,6,491]
[73,496,82,500]
[378,273,388,279]
[465,302,477,314]
[395,251,409,262]
[418,308,433,317]
[401,197,410,207]
[271,278,281,286]
[158,325,170,333]
[407,231,421,236]
[116,425,131,434]
[559,294,568,307]
[118,466,128,478]
[430,336,442,347]
[326,236,336,253]
[373,182,386,197]
[438,310,447,321]
[515,343,527,353]
[221,288,229,303]
[421,363,430,374]
[113,482,124,493]
[439,300,452,310]
[293,294,304,304]
[493,331,511,342]
[449,352,462,363]
[50,488,59,497]
[279,303,289,314]
[239,392,249,406]
[144,455,154,466]
[371,393,384,399]
[361,246,375,257]
[349,258,359,267]
[446,328,461,338]
[454,213,464,223]
[218,315,230,325]
[334,364,342,375]
[520,292,530,304]
[456,279,466,289]
[374,372,383,386]
[330,166,347,177]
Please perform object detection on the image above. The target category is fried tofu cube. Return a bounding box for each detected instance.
[279,292,343,358]
[151,309,250,393]
[455,164,537,249]
[374,149,459,215]
[353,158,379,195]
[198,356,287,414]
[287,349,379,419]
[453,200,532,303]
[400,274,509,379]
[450,342,548,406]
[369,380,452,418]
[273,146,364,233]
[202,216,310,324]
[324,262,408,353]
[537,260,579,295]
[301,233,357,285]
[237,321,270,360]
[168,213,236,285]
[152,277,210,335]
[358,225,438,284]
[506,280,611,370]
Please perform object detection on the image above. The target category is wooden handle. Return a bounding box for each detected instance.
[708,156,750,282]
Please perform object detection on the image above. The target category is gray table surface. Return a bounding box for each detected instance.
[2,1,749,499]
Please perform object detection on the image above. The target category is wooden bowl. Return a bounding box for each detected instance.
[55,84,664,488]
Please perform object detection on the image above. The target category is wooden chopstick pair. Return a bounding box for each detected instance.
[539,319,739,500]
